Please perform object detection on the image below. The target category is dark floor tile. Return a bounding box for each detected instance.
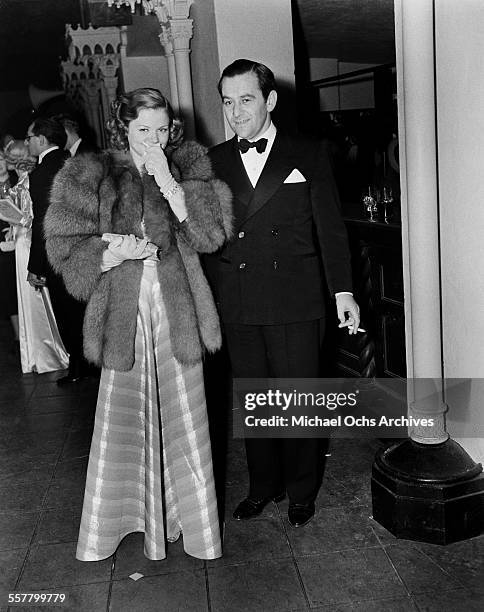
[18,542,111,590]
[286,505,379,556]
[0,480,49,512]
[43,474,85,511]
[58,430,92,462]
[212,514,290,566]
[53,458,88,481]
[414,536,484,594]
[0,548,27,592]
[27,396,79,415]
[208,559,307,612]
[416,588,484,611]
[0,463,54,485]
[113,532,204,579]
[34,508,81,545]
[297,548,408,606]
[110,570,207,612]
[0,434,64,456]
[6,581,110,612]
[0,512,38,551]
[309,596,418,611]
[0,382,32,404]
[0,451,58,478]
[386,544,463,595]
[1,411,72,438]
[28,381,80,400]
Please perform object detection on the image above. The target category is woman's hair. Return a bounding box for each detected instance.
[106,88,183,150]
[4,140,36,173]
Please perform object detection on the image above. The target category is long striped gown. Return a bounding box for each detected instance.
[76,261,222,561]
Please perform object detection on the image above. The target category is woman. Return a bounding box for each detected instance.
[0,140,68,373]
[0,149,18,344]
[44,88,232,562]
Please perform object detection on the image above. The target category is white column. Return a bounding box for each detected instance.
[159,26,179,111]
[395,0,447,443]
[170,18,196,137]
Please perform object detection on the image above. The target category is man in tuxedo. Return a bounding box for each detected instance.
[26,117,87,385]
[207,59,360,527]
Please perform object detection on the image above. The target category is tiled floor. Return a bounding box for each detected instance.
[1,321,483,611]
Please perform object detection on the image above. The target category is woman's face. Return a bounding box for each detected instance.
[127,107,171,158]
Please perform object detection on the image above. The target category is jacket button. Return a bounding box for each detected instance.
[273,260,278,270]
[271,229,278,237]
[238,231,245,238]
[239,262,246,269]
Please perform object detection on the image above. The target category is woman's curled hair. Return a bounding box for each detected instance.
[106,87,183,150]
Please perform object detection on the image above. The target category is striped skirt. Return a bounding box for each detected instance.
[76,262,222,561]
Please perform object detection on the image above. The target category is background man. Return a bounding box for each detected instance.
[26,117,87,385]
[54,114,98,157]
[207,59,360,528]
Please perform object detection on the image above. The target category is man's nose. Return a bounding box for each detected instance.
[232,102,242,117]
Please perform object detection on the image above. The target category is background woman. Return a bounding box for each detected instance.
[0,140,68,373]
[44,88,232,562]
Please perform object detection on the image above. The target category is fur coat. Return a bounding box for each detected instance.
[44,141,232,371]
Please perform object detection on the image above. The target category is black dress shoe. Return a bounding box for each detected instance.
[288,502,315,528]
[56,374,84,386]
[233,492,285,520]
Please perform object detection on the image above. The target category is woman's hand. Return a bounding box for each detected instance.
[143,144,172,191]
[100,234,155,272]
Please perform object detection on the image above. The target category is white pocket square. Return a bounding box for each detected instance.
[283,168,306,183]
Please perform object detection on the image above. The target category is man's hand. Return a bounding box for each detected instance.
[27,271,46,290]
[336,293,360,335]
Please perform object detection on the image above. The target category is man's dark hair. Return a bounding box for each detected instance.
[31,117,67,149]
[218,59,277,101]
[53,114,80,136]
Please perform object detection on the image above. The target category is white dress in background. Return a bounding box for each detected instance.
[11,172,69,373]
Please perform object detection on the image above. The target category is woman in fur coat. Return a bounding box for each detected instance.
[44,88,232,562]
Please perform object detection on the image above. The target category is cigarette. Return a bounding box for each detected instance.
[348,326,367,333]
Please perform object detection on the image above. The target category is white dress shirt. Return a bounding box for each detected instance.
[239,122,277,187]
[69,138,82,157]
[38,146,59,164]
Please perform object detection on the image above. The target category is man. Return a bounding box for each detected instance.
[207,59,360,528]
[26,117,87,385]
[54,114,98,157]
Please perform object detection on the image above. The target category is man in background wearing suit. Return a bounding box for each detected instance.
[26,117,87,385]
[54,114,98,157]
[208,59,360,528]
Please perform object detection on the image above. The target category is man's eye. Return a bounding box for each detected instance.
[223,100,232,106]
[139,128,148,132]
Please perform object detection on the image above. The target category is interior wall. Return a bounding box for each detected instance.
[435,0,484,453]
[309,58,376,111]
[212,0,295,139]
[190,0,225,146]
[120,56,169,95]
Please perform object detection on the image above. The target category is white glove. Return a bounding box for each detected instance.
[100,233,153,272]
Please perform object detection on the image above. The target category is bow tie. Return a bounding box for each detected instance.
[238,138,268,154]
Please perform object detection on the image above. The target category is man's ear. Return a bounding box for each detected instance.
[266,90,277,113]
[38,134,46,147]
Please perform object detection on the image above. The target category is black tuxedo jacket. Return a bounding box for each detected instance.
[28,148,69,278]
[207,131,353,325]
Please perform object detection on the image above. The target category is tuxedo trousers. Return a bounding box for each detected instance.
[224,318,325,504]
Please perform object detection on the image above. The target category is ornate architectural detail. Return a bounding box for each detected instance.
[61,24,122,148]
[170,19,193,50]
[107,0,193,20]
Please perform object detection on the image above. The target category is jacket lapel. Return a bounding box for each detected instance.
[241,132,294,224]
